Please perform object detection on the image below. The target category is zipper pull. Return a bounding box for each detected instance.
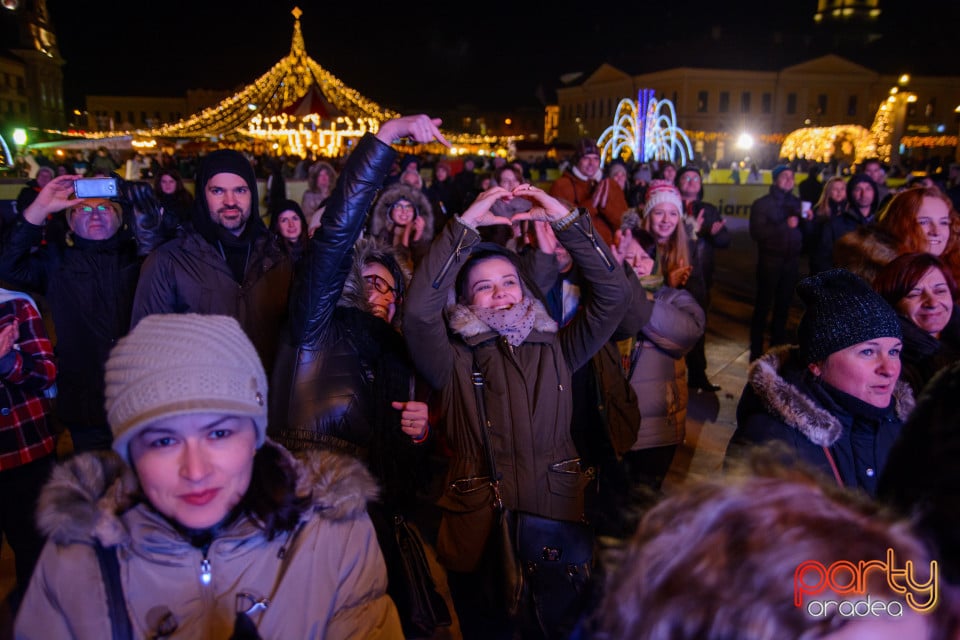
[200,558,212,585]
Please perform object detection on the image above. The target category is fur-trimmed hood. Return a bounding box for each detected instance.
[336,237,412,329]
[832,224,898,285]
[369,183,434,245]
[446,296,558,345]
[747,346,914,447]
[35,441,379,548]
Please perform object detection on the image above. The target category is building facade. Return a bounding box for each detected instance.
[555,55,960,167]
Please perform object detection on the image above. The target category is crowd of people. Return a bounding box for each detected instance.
[0,121,959,639]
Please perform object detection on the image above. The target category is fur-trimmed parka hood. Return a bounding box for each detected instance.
[336,237,412,329]
[369,183,435,245]
[35,441,379,548]
[832,224,898,285]
[747,346,914,447]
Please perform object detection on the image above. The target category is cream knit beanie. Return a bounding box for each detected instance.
[106,314,267,462]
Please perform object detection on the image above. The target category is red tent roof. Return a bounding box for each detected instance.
[280,85,342,120]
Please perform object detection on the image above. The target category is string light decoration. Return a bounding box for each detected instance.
[779,125,876,164]
[38,6,521,156]
[597,89,694,167]
[52,8,399,153]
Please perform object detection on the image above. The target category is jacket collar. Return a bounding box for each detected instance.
[34,442,379,548]
[748,346,914,447]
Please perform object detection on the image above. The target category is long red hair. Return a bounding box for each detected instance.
[877,186,960,280]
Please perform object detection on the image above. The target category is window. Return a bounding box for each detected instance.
[847,95,858,116]
[697,91,708,113]
[762,93,772,114]
[127,111,134,124]
[672,91,678,105]
[741,92,751,113]
[817,94,827,115]
[719,91,730,113]
[925,98,936,118]
[786,93,797,114]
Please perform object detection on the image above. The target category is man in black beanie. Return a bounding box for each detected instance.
[131,149,293,376]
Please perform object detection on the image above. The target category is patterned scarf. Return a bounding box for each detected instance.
[471,297,537,347]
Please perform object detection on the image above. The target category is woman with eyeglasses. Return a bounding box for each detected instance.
[269,114,460,637]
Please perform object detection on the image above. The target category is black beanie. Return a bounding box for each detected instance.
[796,268,901,365]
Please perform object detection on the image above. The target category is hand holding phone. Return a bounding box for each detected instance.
[74,177,119,199]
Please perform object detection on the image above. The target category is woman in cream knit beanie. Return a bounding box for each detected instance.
[105,313,268,463]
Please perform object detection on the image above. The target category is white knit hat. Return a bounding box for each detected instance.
[105,314,267,462]
[643,179,683,216]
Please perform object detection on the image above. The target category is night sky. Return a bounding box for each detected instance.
[44,0,960,114]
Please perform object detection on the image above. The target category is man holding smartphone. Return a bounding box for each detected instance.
[0,175,142,452]
[131,150,293,377]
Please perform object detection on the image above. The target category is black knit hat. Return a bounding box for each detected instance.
[796,268,901,365]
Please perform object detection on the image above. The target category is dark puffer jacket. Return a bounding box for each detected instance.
[728,346,913,497]
[0,223,141,427]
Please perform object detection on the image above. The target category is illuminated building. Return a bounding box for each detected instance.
[0,0,65,129]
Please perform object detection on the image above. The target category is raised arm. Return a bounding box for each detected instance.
[289,115,448,345]
[512,185,631,371]
[403,187,511,388]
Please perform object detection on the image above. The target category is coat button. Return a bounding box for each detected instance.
[865,467,875,477]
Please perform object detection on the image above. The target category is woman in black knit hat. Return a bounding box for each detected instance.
[726,268,914,496]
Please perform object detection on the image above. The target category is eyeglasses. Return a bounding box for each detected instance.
[363,274,398,298]
[70,204,114,215]
[391,202,415,211]
[681,175,701,183]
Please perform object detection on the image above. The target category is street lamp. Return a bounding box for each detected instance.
[12,128,26,146]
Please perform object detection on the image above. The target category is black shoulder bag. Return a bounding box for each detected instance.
[472,356,594,637]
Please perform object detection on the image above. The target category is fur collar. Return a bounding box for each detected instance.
[35,442,379,547]
[832,224,898,284]
[446,297,557,343]
[748,346,914,447]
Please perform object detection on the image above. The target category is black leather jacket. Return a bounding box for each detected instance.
[269,134,429,508]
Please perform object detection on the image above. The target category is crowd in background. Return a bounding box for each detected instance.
[1,121,960,639]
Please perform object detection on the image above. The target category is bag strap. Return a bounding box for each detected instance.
[821,446,844,488]
[94,543,134,640]
[471,353,503,510]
